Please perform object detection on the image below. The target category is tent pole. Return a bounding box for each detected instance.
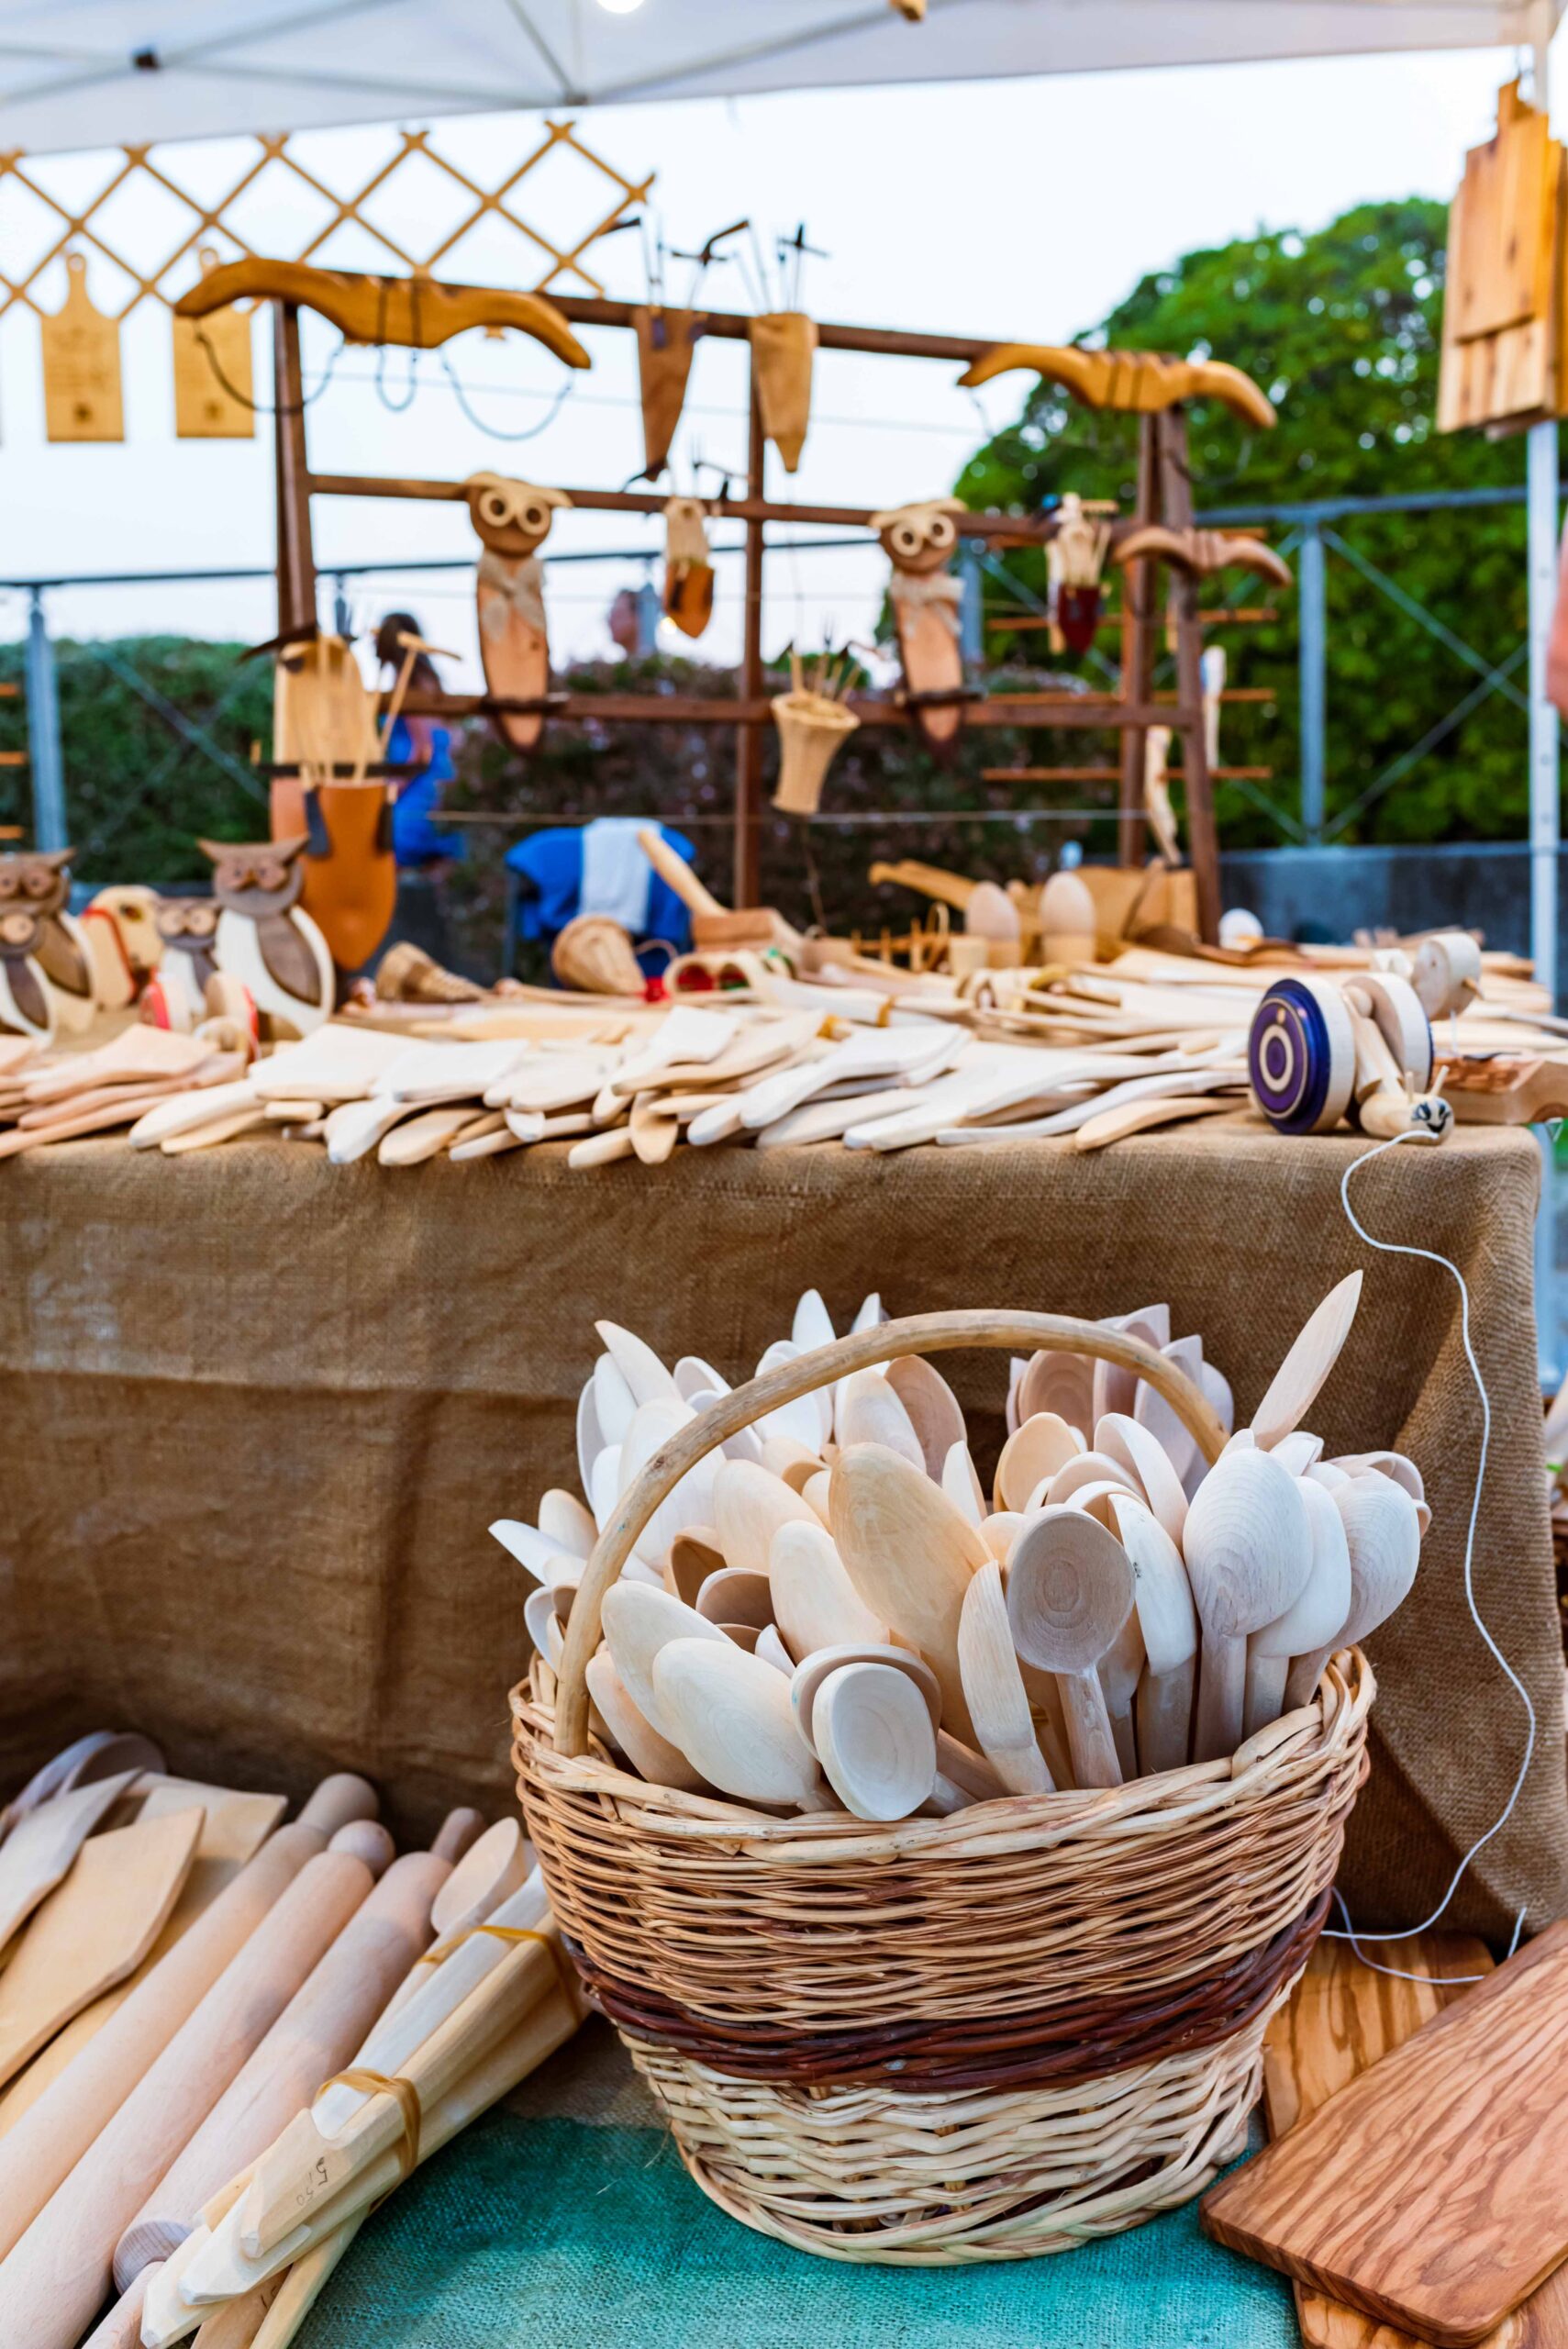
[1529,2,1559,1014]
[733,363,765,909]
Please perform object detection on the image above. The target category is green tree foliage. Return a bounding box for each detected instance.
[963,196,1546,848]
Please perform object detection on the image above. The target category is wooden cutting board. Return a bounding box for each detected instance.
[0,1809,202,2087]
[1204,1919,1568,2346]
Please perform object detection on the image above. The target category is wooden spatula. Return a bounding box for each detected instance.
[0,1772,141,1957]
[0,1808,202,2088]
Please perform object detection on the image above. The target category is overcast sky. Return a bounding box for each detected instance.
[0,39,1543,685]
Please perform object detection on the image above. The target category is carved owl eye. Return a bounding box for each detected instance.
[21,865,53,898]
[891,522,923,560]
[0,911,35,948]
[479,488,512,529]
[217,861,250,896]
[518,500,550,537]
[0,871,17,901]
[253,858,287,892]
[927,513,957,552]
[187,903,218,937]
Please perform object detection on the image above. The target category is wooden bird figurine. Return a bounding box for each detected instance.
[200,835,333,1039]
[143,896,221,1031]
[463,473,573,754]
[0,907,53,1042]
[0,849,95,1033]
[870,498,968,758]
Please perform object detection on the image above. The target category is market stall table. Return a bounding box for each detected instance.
[0,1115,1561,1940]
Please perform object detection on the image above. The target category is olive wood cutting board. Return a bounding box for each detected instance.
[1204,1919,1568,2346]
[1260,1934,1559,2348]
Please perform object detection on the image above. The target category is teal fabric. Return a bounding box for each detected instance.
[295,2114,1295,2348]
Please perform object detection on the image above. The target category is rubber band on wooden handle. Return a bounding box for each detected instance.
[553,1308,1229,1756]
[414,1923,578,2005]
[317,2069,422,2184]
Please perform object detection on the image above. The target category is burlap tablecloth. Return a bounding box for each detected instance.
[0,1118,1561,1937]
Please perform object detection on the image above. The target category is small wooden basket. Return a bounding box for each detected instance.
[770,690,860,816]
[512,1310,1373,2264]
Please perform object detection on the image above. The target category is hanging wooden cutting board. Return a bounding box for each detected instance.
[0,1809,202,2088]
[40,252,125,442]
[172,250,255,440]
[1204,1919,1568,2346]
[1450,84,1555,344]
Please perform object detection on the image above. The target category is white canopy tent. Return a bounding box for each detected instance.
[0,0,1559,150]
[0,0,1561,1010]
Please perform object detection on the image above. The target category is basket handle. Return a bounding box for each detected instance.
[553,1309,1228,1755]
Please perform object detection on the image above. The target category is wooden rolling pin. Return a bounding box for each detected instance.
[0,1817,391,2349]
[0,1775,374,2265]
[114,1814,474,2285]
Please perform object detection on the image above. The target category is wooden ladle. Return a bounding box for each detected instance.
[1183,1447,1313,1763]
[1006,1508,1135,1788]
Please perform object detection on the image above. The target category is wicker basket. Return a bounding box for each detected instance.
[511,1309,1373,2264]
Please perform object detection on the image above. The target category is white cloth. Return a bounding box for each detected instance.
[581,818,652,935]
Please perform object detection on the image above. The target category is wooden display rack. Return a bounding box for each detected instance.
[183,264,1284,942]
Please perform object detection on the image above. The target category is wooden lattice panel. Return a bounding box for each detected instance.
[0,118,652,321]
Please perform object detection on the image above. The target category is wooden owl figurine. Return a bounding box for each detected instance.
[0,848,95,1032]
[870,499,967,759]
[463,473,572,753]
[0,907,53,1042]
[200,835,333,1039]
[144,896,221,1031]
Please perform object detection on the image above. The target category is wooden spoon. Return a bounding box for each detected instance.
[790,1642,941,1753]
[802,1469,833,1527]
[1107,1492,1198,1776]
[829,1443,988,1741]
[1133,1334,1207,1486]
[711,1459,817,1579]
[755,1625,795,1675]
[1006,1510,1134,1788]
[958,1562,1054,1794]
[835,1369,925,1470]
[1095,1603,1146,1780]
[1271,1431,1324,1477]
[695,1565,773,1631]
[539,1490,596,1558]
[665,1527,725,1609]
[1245,1476,1351,1736]
[1329,1449,1425,1502]
[940,1442,985,1528]
[769,1521,887,1658]
[1047,1450,1140,1509]
[813,1664,937,1820]
[1284,1474,1420,1709]
[586,1650,709,1789]
[980,1510,1025,1561]
[759,1436,826,1493]
[995,1413,1084,1512]
[1183,1448,1313,1763]
[594,1319,680,1408]
[1090,1307,1171,1425]
[1095,1412,1188,1544]
[651,1638,826,1807]
[428,1820,530,1941]
[599,1581,727,1742]
[592,1351,638,1445]
[884,1356,967,1477]
[1017,1348,1094,1435]
[1250,1271,1363,1450]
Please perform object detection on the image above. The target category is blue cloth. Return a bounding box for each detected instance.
[389,719,464,867]
[295,2111,1296,2349]
[505,826,695,954]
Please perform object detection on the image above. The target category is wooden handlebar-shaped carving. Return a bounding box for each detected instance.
[957,344,1276,431]
[551,1308,1229,1754]
[174,260,592,369]
[1113,526,1293,588]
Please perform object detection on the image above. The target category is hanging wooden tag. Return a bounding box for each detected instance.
[634,306,702,477]
[663,496,714,640]
[41,253,124,443]
[748,312,817,473]
[173,249,255,439]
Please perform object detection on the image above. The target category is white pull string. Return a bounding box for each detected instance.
[1322,1128,1536,1981]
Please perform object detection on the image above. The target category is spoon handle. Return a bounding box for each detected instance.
[1099,1686,1138,1782]
[1135,1657,1195,1776]
[1242,1645,1290,1739]
[1057,1670,1122,1789]
[1194,1631,1246,1763]
[1284,1643,1334,1712]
